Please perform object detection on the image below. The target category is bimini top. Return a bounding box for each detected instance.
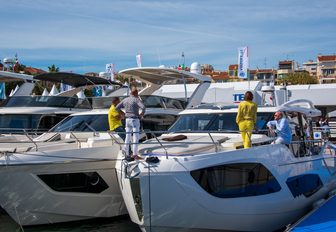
[277,99,321,117]
[0,71,35,82]
[34,72,122,87]
[118,67,211,85]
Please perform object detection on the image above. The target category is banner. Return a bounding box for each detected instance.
[0,83,5,99]
[136,54,142,67]
[237,46,249,79]
[105,63,114,81]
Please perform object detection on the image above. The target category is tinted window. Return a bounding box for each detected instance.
[38,172,108,193]
[50,115,109,132]
[286,174,323,198]
[142,114,178,133]
[3,96,91,109]
[191,163,281,198]
[38,114,69,131]
[0,114,42,133]
[169,112,273,133]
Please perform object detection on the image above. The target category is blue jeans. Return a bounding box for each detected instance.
[114,126,126,141]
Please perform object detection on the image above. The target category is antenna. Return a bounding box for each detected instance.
[181,52,185,69]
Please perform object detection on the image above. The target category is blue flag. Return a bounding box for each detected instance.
[0,83,5,99]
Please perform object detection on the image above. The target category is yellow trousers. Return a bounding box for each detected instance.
[238,120,254,148]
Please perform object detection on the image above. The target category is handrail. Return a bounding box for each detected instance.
[69,131,81,148]
[23,129,38,151]
[150,131,168,159]
[207,132,218,152]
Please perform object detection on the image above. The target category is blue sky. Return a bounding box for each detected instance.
[0,0,335,74]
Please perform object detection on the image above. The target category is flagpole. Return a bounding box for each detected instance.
[248,69,250,90]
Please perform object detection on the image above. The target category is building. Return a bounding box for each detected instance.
[252,69,275,81]
[302,60,317,76]
[317,55,336,83]
[24,67,46,75]
[228,64,238,78]
[203,70,229,83]
[277,60,295,79]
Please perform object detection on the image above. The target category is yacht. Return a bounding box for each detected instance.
[0,67,210,226]
[0,72,122,139]
[116,99,336,232]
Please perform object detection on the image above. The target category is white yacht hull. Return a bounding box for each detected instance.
[0,145,127,226]
[117,144,336,232]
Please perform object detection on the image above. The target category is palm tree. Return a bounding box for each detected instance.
[48,64,59,73]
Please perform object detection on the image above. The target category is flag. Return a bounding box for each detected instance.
[136,54,142,67]
[93,86,103,96]
[105,63,114,81]
[0,83,5,99]
[237,46,249,79]
[60,82,72,92]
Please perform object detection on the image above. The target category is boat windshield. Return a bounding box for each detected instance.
[2,96,91,109]
[50,115,109,132]
[0,114,67,133]
[168,112,274,133]
[140,96,186,109]
[90,95,186,109]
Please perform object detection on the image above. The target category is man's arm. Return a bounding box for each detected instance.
[267,120,276,128]
[115,100,124,112]
[138,99,146,117]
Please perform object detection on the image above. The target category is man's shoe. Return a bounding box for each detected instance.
[131,154,143,160]
[125,156,134,162]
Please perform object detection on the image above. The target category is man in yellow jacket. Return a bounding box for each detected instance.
[108,97,125,140]
[236,91,257,148]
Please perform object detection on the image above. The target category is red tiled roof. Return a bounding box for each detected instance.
[24,67,47,75]
[211,72,229,80]
[228,64,238,70]
[318,55,336,61]
[279,60,293,65]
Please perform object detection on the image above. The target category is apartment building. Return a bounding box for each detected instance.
[277,60,295,78]
[317,55,336,83]
[302,60,317,76]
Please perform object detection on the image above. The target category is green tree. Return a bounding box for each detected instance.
[48,64,59,73]
[280,72,318,85]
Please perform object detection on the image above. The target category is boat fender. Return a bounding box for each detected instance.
[146,156,160,163]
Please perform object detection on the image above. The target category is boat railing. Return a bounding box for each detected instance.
[109,129,273,159]
[109,128,331,160]
[0,127,49,136]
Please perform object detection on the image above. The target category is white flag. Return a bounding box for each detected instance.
[237,46,249,79]
[136,54,142,67]
[105,63,114,81]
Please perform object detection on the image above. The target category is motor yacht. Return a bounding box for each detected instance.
[0,72,123,140]
[116,99,336,232]
[0,67,210,226]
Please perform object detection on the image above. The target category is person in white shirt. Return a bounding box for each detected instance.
[267,111,292,145]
